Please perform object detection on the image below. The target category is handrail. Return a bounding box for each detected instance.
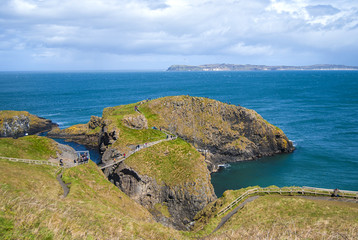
[217,186,358,216]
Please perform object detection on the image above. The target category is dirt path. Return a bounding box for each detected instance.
[56,171,70,198]
[211,196,260,234]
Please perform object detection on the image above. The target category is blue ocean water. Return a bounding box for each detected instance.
[1,71,357,195]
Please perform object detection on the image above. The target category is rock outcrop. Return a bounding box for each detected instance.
[0,111,57,138]
[47,116,102,148]
[122,114,148,130]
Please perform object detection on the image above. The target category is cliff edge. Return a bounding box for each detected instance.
[0,110,57,138]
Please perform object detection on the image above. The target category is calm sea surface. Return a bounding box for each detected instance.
[1,71,357,196]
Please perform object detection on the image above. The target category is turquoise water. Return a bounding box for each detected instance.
[1,71,357,195]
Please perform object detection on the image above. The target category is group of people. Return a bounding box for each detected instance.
[74,153,89,165]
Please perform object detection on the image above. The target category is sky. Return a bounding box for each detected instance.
[0,0,358,70]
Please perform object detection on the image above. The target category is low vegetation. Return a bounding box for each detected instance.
[102,102,167,152]
[0,135,58,160]
[0,159,183,239]
[125,138,209,187]
[211,195,358,239]
[1,148,357,239]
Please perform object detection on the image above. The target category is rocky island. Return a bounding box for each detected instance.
[167,64,358,71]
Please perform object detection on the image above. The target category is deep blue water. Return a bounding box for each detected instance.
[1,71,357,196]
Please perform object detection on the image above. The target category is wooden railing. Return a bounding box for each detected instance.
[217,186,358,216]
[0,156,59,167]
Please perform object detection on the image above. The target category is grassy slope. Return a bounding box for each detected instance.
[0,159,183,239]
[125,138,209,187]
[0,135,58,160]
[187,186,358,239]
[211,195,358,239]
[102,102,167,153]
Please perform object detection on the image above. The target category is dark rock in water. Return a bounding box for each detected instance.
[0,111,57,138]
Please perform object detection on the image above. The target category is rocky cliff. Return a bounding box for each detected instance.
[102,138,216,230]
[0,111,57,138]
[138,96,294,171]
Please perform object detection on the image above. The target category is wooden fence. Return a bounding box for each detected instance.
[217,186,358,216]
[0,156,61,167]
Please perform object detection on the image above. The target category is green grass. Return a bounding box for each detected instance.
[0,135,58,160]
[102,102,167,152]
[0,158,184,239]
[1,157,357,239]
[125,138,209,187]
[211,195,358,239]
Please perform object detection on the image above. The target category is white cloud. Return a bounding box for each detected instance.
[225,42,274,56]
[0,0,357,70]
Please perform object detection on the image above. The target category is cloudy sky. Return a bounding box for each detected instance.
[1,0,358,70]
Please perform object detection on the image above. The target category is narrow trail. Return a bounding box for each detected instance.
[56,170,70,198]
[209,194,358,236]
[211,196,260,234]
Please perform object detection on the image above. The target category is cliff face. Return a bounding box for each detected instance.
[102,139,216,230]
[0,111,57,138]
[140,96,294,170]
[104,162,215,230]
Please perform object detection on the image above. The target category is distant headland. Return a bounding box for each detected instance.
[167,64,358,71]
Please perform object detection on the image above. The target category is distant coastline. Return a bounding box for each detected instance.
[167,64,358,71]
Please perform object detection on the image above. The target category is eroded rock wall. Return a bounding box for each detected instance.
[103,162,216,230]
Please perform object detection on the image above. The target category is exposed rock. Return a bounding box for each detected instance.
[47,116,103,148]
[88,115,102,129]
[122,114,148,130]
[103,162,216,230]
[144,96,295,169]
[0,111,57,138]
